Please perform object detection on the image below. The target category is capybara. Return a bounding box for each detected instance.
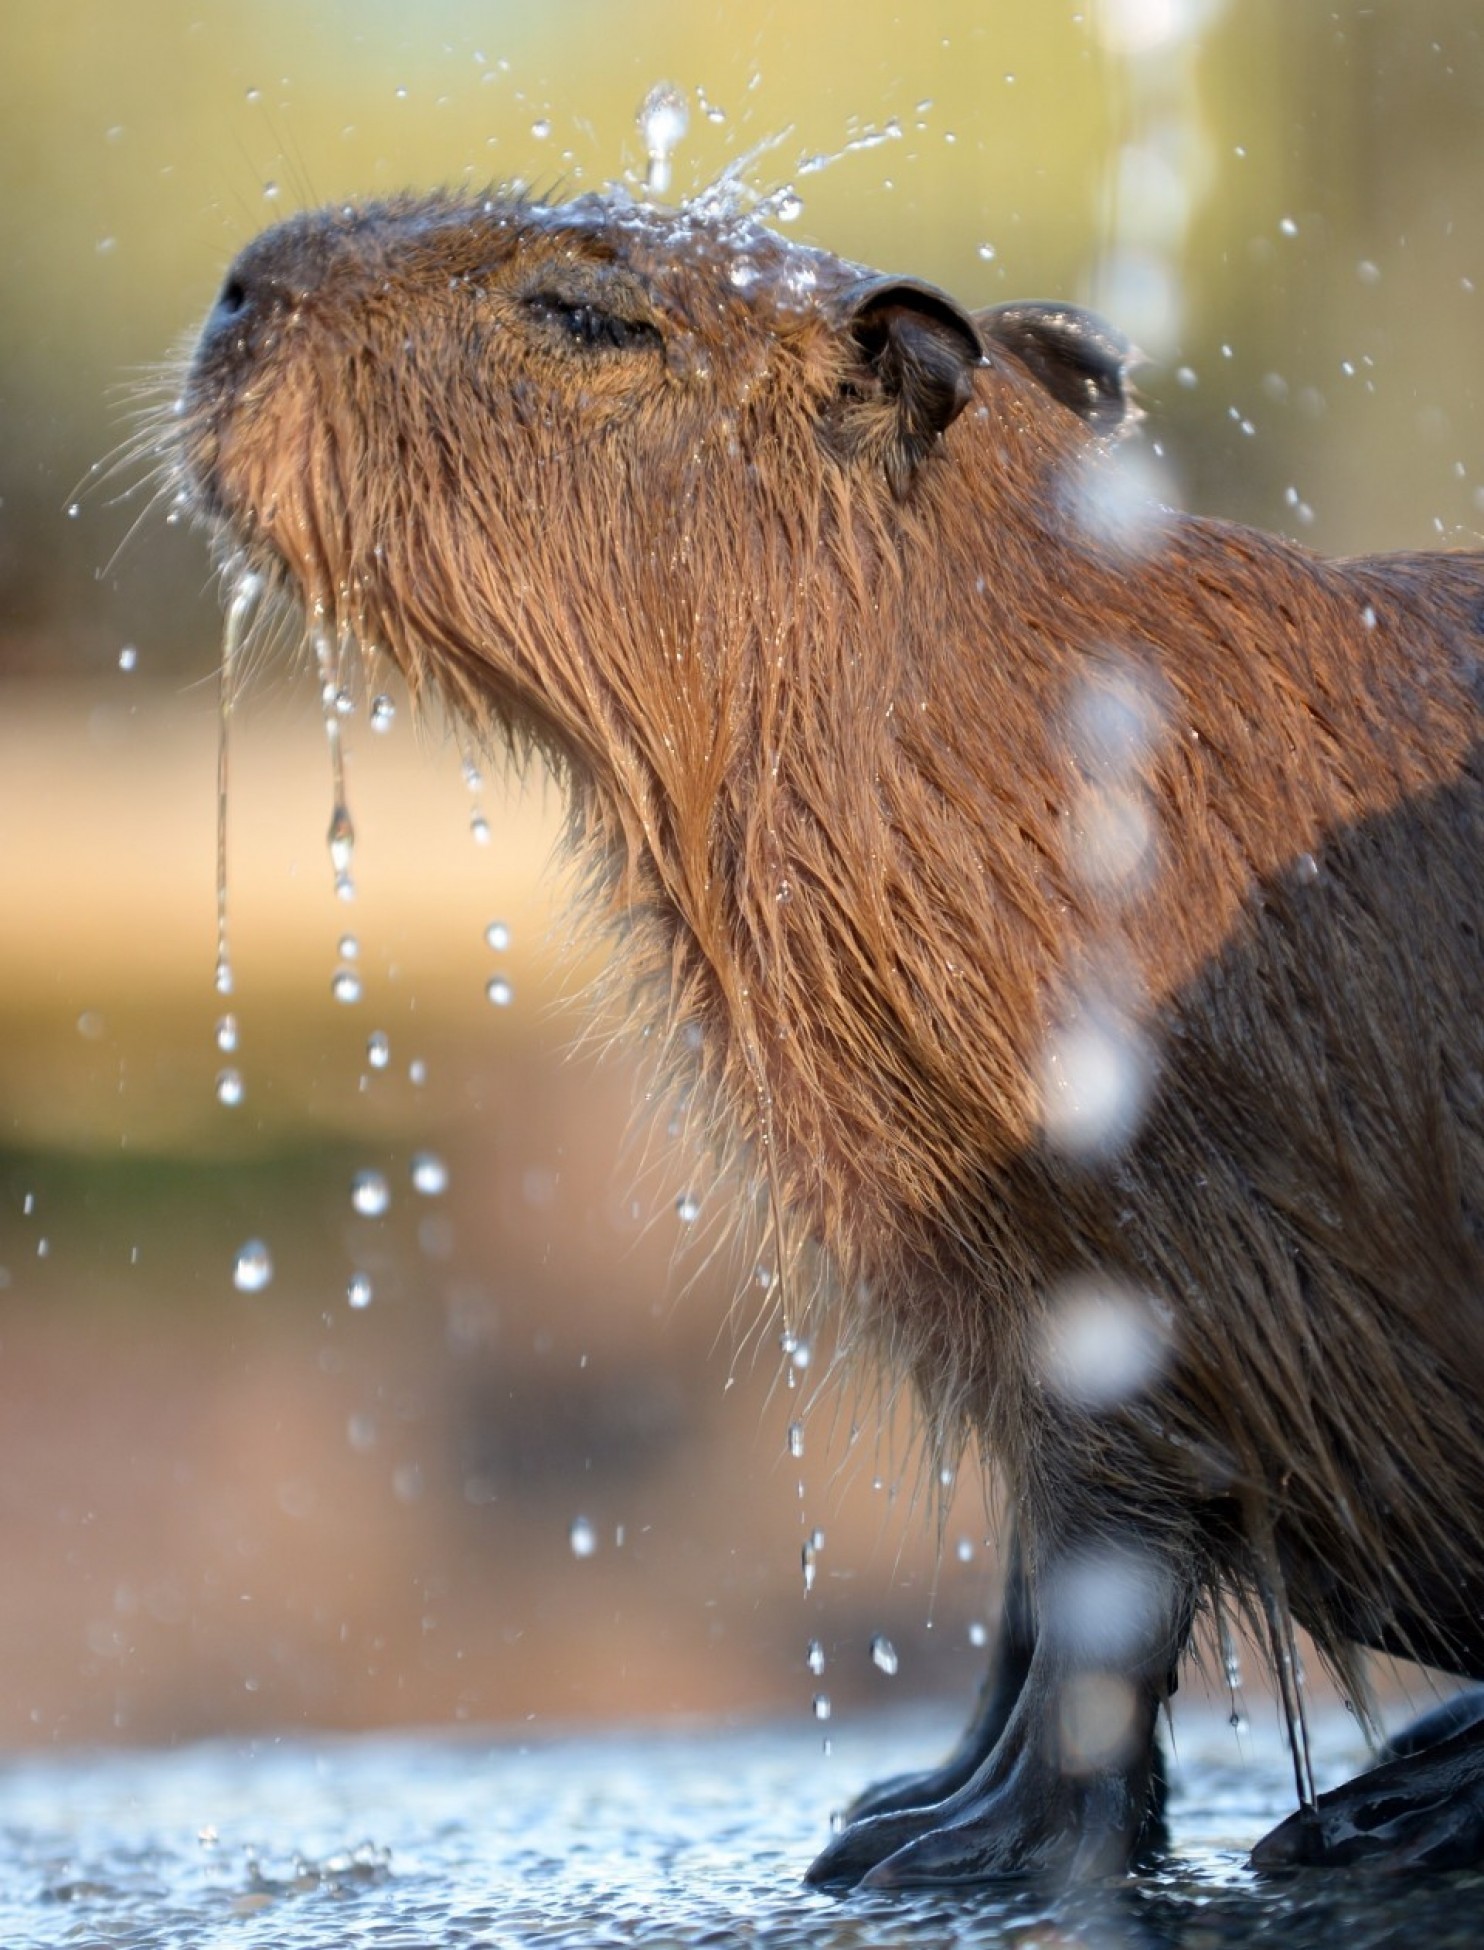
[174,184,1484,1884]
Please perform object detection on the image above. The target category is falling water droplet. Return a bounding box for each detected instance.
[675,1192,701,1223]
[370,694,396,732]
[410,1151,449,1196]
[216,571,263,1007]
[469,811,491,845]
[569,1515,597,1558]
[328,804,355,877]
[870,1634,900,1676]
[232,1240,273,1292]
[802,1534,821,1595]
[118,644,138,672]
[638,82,688,196]
[331,966,363,1005]
[812,1694,832,1722]
[350,1169,390,1217]
[787,1421,804,1459]
[215,1068,244,1107]
[486,976,514,1008]
[484,920,511,952]
[806,1639,825,1675]
[347,1272,373,1310]
[367,1031,390,1070]
[215,1014,238,1054]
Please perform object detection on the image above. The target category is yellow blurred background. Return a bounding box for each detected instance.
[0,0,1482,1751]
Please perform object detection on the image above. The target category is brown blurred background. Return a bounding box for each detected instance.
[0,0,1482,1752]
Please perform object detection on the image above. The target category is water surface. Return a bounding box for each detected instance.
[4,1709,1483,1948]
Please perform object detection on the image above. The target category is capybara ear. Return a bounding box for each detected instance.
[834,277,986,498]
[978,302,1137,436]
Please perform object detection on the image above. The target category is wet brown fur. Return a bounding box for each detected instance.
[176,188,1484,1784]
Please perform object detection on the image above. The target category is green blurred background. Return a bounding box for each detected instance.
[0,0,1481,1753]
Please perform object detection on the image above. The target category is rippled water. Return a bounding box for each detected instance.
[4,1710,1484,1948]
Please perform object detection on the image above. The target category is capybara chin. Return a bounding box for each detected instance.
[174,183,1484,1885]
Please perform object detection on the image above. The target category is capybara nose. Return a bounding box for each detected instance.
[194,213,344,365]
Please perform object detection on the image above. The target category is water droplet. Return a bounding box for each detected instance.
[870,1634,900,1676]
[812,1694,832,1722]
[1039,1277,1170,1408]
[334,686,353,717]
[802,1533,822,1594]
[351,1169,390,1217]
[328,804,355,876]
[216,1067,244,1108]
[956,1536,975,1563]
[470,812,491,845]
[530,117,552,140]
[409,1058,428,1086]
[66,503,80,520]
[977,241,998,262]
[214,957,234,997]
[1279,215,1299,237]
[787,1420,804,1459]
[790,1338,812,1372]
[366,1030,390,1070]
[1295,851,1319,885]
[347,1272,373,1310]
[118,644,138,672]
[331,966,362,1005]
[638,81,688,196]
[968,1620,989,1648]
[370,694,396,732]
[806,1639,825,1675]
[675,1192,701,1224]
[232,1240,273,1292]
[569,1515,597,1558]
[486,975,514,1008]
[215,1013,238,1053]
[484,920,511,952]
[410,1151,449,1197]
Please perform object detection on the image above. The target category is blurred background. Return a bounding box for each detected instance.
[0,0,1481,1758]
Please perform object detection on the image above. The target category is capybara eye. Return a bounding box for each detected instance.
[523,291,661,353]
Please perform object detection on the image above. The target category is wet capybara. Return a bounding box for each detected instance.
[174,185,1484,1884]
